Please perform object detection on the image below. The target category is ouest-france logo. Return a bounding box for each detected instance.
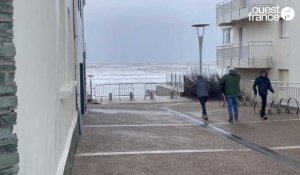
[249,5,295,22]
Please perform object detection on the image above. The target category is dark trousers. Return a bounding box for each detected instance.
[260,95,267,117]
[199,96,208,115]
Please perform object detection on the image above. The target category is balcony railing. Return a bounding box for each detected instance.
[216,0,273,25]
[217,41,272,68]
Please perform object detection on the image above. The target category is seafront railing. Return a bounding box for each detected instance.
[166,74,184,86]
[93,82,184,100]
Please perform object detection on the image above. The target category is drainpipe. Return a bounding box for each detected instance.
[72,0,78,109]
[82,0,87,112]
[72,0,83,134]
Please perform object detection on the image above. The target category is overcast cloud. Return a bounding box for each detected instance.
[84,0,222,64]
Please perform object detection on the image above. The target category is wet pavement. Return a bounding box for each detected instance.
[72,100,300,175]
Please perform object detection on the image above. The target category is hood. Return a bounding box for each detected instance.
[229,69,238,76]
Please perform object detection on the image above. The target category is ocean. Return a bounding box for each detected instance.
[86,64,222,85]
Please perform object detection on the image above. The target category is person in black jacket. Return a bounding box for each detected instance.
[253,70,274,120]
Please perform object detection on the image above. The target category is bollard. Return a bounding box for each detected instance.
[109,93,112,101]
[130,92,134,101]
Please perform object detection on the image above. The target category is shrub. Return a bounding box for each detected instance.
[182,67,223,99]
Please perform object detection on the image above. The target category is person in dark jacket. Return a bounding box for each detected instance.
[193,75,210,120]
[253,70,274,120]
[220,69,241,123]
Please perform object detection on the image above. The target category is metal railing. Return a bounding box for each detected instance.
[166,74,184,86]
[271,82,300,88]
[250,81,300,101]
[216,0,273,25]
[93,83,184,99]
[249,81,300,114]
[217,41,272,68]
[273,86,300,102]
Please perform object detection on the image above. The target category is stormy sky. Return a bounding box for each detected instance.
[84,0,222,64]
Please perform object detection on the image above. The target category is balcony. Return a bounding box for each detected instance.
[216,0,273,26]
[217,41,272,69]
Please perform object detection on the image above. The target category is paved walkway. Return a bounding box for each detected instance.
[72,100,300,175]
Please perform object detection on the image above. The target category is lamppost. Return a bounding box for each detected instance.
[87,75,94,97]
[192,24,209,75]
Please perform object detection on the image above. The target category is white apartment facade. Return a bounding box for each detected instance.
[0,0,86,175]
[216,0,300,95]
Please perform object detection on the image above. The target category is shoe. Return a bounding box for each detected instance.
[262,116,268,120]
[235,118,240,123]
[228,119,233,123]
[202,115,208,121]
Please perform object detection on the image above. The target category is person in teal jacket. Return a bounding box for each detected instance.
[220,69,241,123]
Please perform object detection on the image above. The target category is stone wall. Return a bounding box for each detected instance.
[0,0,19,174]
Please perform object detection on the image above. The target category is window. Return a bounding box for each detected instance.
[280,18,290,39]
[223,28,233,44]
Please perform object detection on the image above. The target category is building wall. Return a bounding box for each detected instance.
[231,20,291,81]
[287,0,300,83]
[13,0,84,174]
[219,0,300,95]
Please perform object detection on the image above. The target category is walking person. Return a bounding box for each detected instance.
[220,69,241,123]
[193,75,210,120]
[253,70,274,120]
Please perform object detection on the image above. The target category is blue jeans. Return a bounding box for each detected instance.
[226,95,239,120]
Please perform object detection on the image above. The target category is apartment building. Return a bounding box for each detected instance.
[216,0,299,95]
[0,0,86,175]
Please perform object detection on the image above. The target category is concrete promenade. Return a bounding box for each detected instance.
[72,99,300,175]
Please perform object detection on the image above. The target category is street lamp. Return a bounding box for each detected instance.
[192,24,209,75]
[87,75,94,97]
